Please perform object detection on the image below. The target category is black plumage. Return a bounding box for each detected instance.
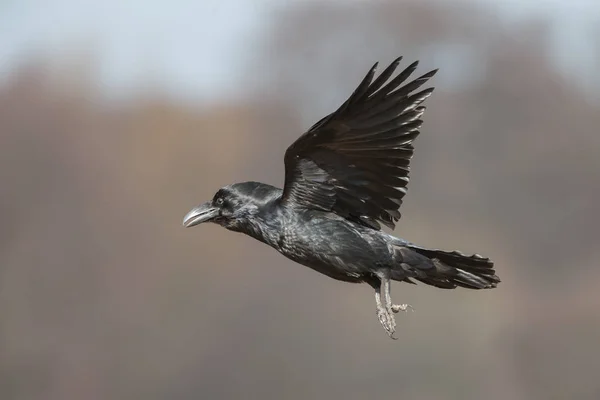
[183,57,500,338]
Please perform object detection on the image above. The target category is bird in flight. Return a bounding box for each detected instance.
[183,57,500,339]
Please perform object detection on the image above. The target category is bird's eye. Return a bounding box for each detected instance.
[215,198,224,206]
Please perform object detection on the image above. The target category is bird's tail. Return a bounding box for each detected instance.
[393,245,500,289]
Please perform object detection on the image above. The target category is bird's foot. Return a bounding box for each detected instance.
[391,303,413,313]
[377,305,398,340]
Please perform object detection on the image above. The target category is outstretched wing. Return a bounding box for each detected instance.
[281,57,437,230]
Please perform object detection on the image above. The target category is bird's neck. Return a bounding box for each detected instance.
[226,202,285,250]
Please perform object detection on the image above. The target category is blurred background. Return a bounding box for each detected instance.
[1,0,600,399]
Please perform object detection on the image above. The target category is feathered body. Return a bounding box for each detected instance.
[213,182,497,289]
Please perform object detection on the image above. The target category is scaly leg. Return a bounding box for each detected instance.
[381,275,397,336]
[368,274,398,339]
[382,271,413,314]
[368,273,413,339]
[374,287,391,334]
[368,278,393,337]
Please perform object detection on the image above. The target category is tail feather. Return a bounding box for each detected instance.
[393,245,500,290]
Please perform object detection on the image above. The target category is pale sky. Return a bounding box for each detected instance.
[1,0,598,102]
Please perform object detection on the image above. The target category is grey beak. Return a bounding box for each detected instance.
[183,202,219,227]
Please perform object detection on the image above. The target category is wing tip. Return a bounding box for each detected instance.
[390,56,403,67]
[421,68,439,80]
[407,60,420,70]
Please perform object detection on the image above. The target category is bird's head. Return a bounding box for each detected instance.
[183,182,278,231]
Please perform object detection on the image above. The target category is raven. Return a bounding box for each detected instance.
[183,57,500,339]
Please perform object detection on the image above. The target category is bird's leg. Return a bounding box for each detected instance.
[382,273,413,314]
[381,274,398,338]
[369,278,393,337]
[374,287,390,333]
[387,284,413,313]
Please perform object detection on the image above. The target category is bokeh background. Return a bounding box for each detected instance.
[2,0,600,399]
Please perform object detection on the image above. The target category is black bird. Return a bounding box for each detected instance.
[183,57,500,338]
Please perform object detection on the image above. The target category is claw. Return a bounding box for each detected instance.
[391,303,413,313]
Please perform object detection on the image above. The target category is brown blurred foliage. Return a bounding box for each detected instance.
[1,1,599,399]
